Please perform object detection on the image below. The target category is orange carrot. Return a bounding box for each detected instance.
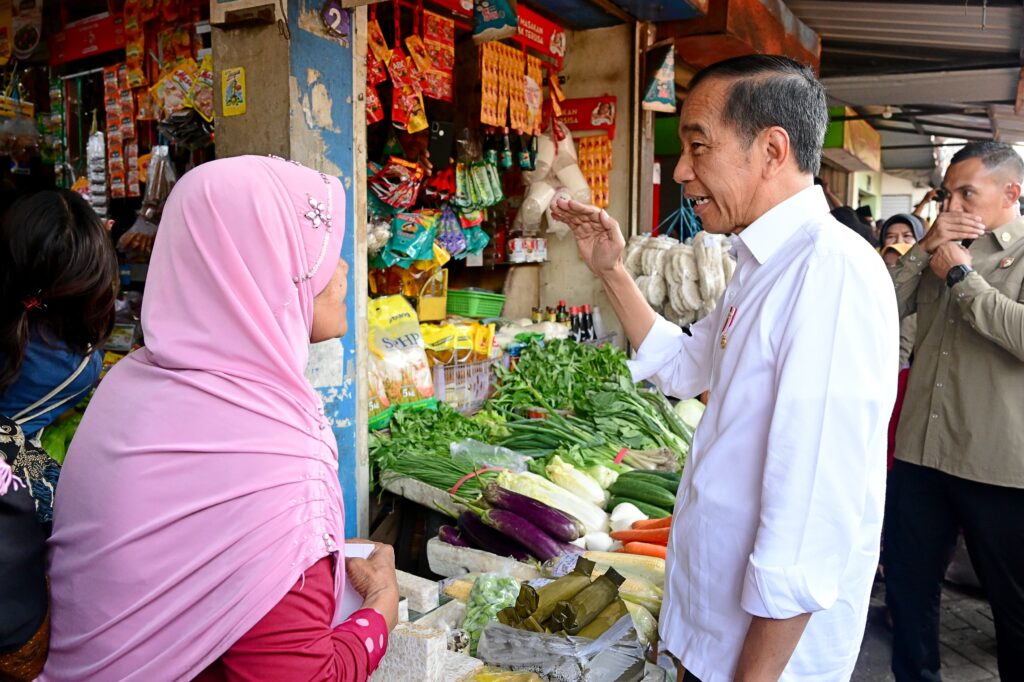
[617,542,668,559]
[631,516,672,530]
[610,528,670,544]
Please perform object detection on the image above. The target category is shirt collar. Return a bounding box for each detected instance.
[737,185,831,265]
[990,215,1024,250]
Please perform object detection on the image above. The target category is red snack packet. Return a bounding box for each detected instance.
[366,85,385,125]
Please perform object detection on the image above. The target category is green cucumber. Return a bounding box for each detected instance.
[609,478,677,509]
[639,470,682,485]
[608,496,672,519]
[618,471,678,493]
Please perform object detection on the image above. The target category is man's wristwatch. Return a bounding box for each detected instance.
[946,264,974,288]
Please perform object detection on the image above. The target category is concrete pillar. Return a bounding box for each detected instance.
[538,24,636,347]
[212,1,368,537]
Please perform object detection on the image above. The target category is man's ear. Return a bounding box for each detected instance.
[1003,180,1022,209]
[763,126,791,179]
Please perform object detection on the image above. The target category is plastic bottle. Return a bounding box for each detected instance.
[591,305,607,340]
[499,128,514,170]
[581,305,593,342]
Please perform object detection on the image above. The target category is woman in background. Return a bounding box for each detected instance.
[878,213,925,249]
[0,190,116,680]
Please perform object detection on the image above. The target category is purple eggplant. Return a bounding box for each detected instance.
[482,483,586,543]
[481,508,583,562]
[457,512,532,562]
[438,525,470,548]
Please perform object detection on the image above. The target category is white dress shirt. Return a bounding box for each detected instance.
[629,186,898,681]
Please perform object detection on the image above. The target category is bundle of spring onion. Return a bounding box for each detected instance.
[369,404,507,501]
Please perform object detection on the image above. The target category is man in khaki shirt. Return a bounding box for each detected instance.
[886,141,1024,682]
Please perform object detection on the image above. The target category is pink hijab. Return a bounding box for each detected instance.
[43,156,348,681]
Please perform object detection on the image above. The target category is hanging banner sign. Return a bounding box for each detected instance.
[516,6,565,69]
[559,96,617,139]
[642,44,677,113]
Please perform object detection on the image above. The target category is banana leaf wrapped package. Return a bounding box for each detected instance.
[576,598,628,640]
[515,557,595,621]
[551,568,626,635]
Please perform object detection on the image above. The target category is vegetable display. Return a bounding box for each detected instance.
[457,511,532,562]
[497,471,609,535]
[462,574,521,655]
[481,483,585,543]
[373,335,699,637]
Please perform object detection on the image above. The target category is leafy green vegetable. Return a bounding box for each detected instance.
[40,411,83,465]
[674,398,706,431]
[370,404,506,500]
[491,338,629,412]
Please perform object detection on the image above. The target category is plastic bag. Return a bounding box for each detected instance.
[368,296,435,411]
[476,616,645,682]
[545,187,574,239]
[462,574,521,655]
[473,0,518,44]
[451,439,530,472]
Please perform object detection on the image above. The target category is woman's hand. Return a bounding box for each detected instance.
[346,542,400,631]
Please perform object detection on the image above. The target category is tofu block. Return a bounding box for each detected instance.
[442,651,484,682]
[397,569,440,613]
[371,623,447,682]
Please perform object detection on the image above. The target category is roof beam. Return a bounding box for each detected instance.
[824,67,1018,107]
[584,0,634,25]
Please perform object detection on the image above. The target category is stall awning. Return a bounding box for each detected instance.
[527,0,708,30]
[657,0,821,71]
[786,1,1024,171]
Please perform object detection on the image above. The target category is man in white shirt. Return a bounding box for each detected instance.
[551,55,898,681]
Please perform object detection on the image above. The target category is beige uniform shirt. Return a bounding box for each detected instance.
[891,217,1024,488]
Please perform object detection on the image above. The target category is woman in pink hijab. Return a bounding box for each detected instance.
[42,156,398,681]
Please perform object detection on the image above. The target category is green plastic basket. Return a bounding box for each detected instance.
[446,289,506,318]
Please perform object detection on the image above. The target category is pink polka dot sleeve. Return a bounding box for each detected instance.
[193,558,390,682]
[335,608,389,673]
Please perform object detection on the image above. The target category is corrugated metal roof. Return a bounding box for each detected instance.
[787,1,1020,55]
[823,67,1018,107]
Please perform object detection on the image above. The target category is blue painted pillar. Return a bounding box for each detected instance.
[288,1,367,539]
[212,1,368,537]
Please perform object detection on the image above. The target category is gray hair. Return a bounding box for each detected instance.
[951,141,1024,182]
[689,55,829,175]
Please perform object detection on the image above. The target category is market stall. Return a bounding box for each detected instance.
[351,0,724,676]
[369,332,708,680]
[0,0,217,458]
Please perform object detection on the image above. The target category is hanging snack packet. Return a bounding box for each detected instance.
[454,162,473,210]
[368,295,435,408]
[469,162,495,208]
[473,0,518,44]
[435,204,468,258]
[367,19,392,65]
[366,85,385,125]
[189,54,215,122]
[367,49,388,86]
[462,226,491,258]
[405,35,433,77]
[369,157,426,209]
[387,211,438,265]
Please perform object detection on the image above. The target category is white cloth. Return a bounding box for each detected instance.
[629,186,898,681]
